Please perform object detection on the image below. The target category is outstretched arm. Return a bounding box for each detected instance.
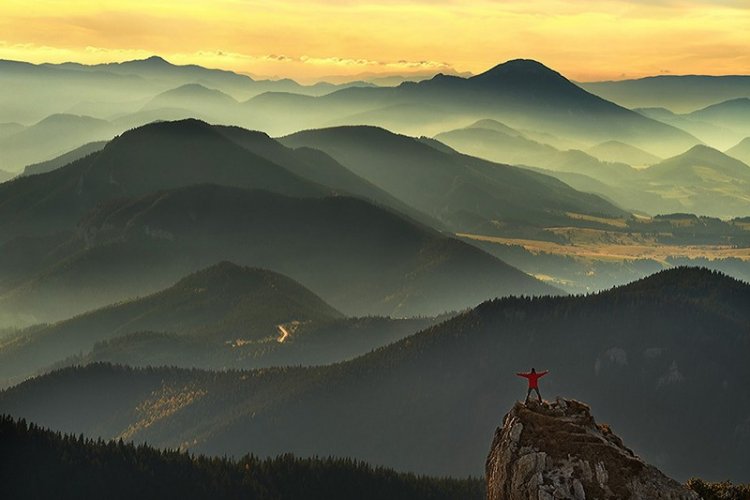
[538,370,549,377]
[516,372,529,378]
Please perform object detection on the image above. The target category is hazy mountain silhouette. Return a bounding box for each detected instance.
[0,262,433,385]
[635,107,737,150]
[325,103,471,137]
[68,315,433,379]
[726,137,750,166]
[513,165,674,216]
[73,56,254,93]
[0,262,335,382]
[1,268,746,482]
[580,75,750,113]
[0,114,115,172]
[587,140,661,167]
[21,141,107,177]
[250,59,698,156]
[0,59,156,124]
[141,83,240,122]
[0,119,324,243]
[637,145,750,218]
[282,125,626,233]
[687,98,750,137]
[215,124,439,228]
[512,141,750,217]
[0,56,373,127]
[433,121,639,184]
[110,107,218,131]
[0,183,557,324]
[81,56,372,98]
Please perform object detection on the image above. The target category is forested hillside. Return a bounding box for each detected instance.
[0,415,483,500]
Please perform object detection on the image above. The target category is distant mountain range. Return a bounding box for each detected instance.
[4,56,749,174]
[498,141,750,218]
[0,56,372,124]
[252,60,699,156]
[282,124,625,232]
[432,120,641,182]
[634,145,750,218]
[631,98,750,151]
[0,262,435,387]
[0,114,116,171]
[8,56,750,184]
[586,140,662,167]
[0,119,323,242]
[726,137,750,165]
[688,98,750,138]
[580,75,750,113]
[2,267,747,482]
[1,54,750,491]
[0,172,557,325]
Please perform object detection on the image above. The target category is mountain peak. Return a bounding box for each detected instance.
[140,55,171,65]
[615,266,749,301]
[685,143,721,154]
[467,59,585,99]
[114,118,213,139]
[486,398,700,500]
[472,59,563,81]
[674,143,740,165]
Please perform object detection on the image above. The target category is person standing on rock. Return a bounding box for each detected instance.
[516,367,548,404]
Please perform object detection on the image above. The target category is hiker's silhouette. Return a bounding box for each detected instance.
[516,367,548,403]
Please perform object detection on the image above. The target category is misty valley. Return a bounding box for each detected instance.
[1,51,749,499]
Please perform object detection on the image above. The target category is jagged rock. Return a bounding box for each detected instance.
[486,397,701,500]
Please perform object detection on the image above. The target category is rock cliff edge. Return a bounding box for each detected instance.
[485,398,700,500]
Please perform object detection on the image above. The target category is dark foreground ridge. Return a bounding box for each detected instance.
[486,398,699,500]
[0,414,483,500]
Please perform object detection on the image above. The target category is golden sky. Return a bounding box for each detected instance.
[0,0,748,83]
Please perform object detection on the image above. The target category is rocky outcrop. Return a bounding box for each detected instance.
[486,398,700,500]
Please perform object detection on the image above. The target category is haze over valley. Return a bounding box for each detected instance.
[1,2,749,497]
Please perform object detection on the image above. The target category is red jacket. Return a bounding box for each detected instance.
[517,370,548,389]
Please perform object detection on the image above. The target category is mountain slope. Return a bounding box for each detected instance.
[587,140,661,166]
[0,261,435,385]
[21,141,107,177]
[580,75,750,113]
[251,59,698,156]
[0,114,115,172]
[215,125,439,228]
[1,268,747,481]
[0,184,557,323]
[635,106,737,150]
[726,137,750,165]
[637,145,750,217]
[141,83,239,122]
[0,119,324,243]
[0,262,417,385]
[0,415,483,500]
[433,123,639,184]
[282,125,627,233]
[687,98,750,136]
